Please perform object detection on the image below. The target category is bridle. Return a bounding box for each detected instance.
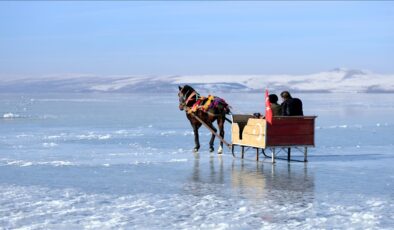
[179,88,198,110]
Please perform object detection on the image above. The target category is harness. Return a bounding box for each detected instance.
[180,88,230,115]
[188,95,229,115]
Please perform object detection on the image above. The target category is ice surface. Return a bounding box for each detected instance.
[0,92,393,229]
[2,113,20,118]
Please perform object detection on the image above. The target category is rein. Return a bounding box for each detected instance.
[184,91,197,105]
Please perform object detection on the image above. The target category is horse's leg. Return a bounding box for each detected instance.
[192,123,202,152]
[207,122,217,152]
[217,116,225,154]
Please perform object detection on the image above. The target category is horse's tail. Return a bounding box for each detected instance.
[225,105,232,115]
[216,97,231,115]
[218,97,232,124]
[223,103,232,124]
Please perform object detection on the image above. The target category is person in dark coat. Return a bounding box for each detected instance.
[280,91,303,116]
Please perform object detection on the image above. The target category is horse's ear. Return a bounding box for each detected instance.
[178,85,182,91]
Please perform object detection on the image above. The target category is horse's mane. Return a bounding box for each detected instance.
[181,85,196,96]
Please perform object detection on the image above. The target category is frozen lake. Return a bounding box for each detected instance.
[0,92,393,229]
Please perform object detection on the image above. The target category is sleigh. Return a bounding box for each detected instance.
[231,115,317,162]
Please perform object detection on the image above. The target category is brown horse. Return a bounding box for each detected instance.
[178,85,231,153]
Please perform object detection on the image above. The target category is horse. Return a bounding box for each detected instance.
[178,85,231,154]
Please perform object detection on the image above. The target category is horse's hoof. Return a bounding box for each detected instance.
[209,147,214,152]
[193,147,200,152]
[217,146,223,154]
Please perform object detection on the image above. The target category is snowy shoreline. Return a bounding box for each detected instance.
[1,68,393,94]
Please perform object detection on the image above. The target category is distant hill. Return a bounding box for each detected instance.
[0,68,393,93]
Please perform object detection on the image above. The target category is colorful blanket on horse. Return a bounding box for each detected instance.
[188,95,229,114]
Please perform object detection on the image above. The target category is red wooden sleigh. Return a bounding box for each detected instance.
[231,115,317,162]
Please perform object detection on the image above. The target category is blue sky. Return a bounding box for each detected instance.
[0,1,393,77]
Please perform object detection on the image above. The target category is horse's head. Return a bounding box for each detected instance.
[178,85,196,111]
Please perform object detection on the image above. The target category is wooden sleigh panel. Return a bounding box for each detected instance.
[266,116,316,147]
[232,116,266,148]
[232,115,316,152]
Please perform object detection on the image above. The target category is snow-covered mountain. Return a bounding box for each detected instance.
[0,68,393,93]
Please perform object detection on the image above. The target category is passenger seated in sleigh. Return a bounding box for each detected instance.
[253,94,282,119]
[253,91,303,119]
